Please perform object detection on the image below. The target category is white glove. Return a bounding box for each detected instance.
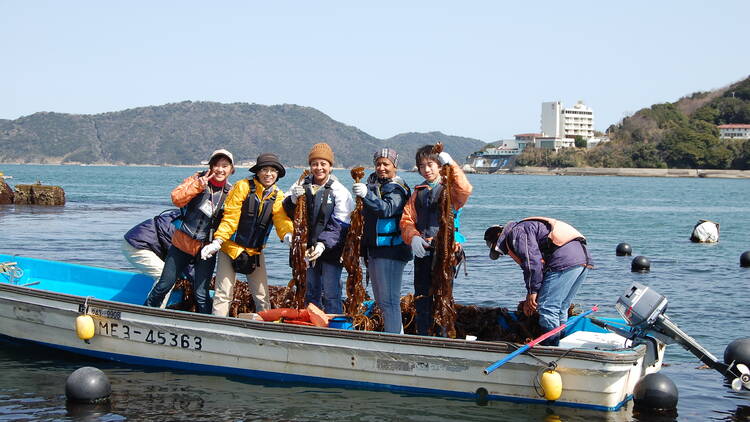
[352,183,367,198]
[200,239,222,260]
[410,236,431,258]
[306,242,325,261]
[290,185,305,204]
[438,151,453,166]
[282,233,293,248]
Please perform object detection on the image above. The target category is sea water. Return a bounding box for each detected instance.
[0,163,749,421]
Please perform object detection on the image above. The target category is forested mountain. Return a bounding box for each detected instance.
[515,75,750,169]
[0,101,485,168]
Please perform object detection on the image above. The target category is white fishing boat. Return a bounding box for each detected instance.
[0,254,665,412]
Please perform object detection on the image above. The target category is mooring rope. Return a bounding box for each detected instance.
[0,262,24,284]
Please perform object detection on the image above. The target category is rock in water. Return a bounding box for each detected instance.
[13,183,65,205]
[0,180,13,204]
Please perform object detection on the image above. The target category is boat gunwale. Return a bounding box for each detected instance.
[0,281,646,365]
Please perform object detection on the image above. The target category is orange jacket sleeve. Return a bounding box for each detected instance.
[449,163,473,210]
[399,193,420,245]
[171,174,205,208]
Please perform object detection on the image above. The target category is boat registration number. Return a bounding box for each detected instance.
[94,320,203,351]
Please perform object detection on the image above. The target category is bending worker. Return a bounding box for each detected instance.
[484,217,593,346]
[122,209,194,307]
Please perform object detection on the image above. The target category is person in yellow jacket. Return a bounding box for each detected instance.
[201,153,293,316]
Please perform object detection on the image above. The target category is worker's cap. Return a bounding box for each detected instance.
[209,149,234,166]
[484,225,504,260]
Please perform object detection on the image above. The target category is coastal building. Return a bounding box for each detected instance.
[535,136,574,151]
[718,124,750,140]
[586,136,610,148]
[465,101,596,171]
[465,133,547,171]
[541,101,595,140]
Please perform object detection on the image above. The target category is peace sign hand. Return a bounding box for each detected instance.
[198,170,215,187]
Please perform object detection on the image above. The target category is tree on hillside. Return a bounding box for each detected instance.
[657,121,729,168]
[731,139,750,169]
[574,136,587,148]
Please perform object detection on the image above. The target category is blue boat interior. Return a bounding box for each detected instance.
[0,254,163,306]
[0,254,629,336]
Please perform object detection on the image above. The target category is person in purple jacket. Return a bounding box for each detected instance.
[122,209,193,307]
[484,217,593,346]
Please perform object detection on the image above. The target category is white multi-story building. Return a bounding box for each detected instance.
[541,100,595,139]
[718,124,750,140]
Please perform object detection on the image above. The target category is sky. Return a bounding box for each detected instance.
[2,1,749,143]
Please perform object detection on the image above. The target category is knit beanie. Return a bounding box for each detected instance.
[308,143,334,165]
[373,147,399,168]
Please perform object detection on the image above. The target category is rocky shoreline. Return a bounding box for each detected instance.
[480,166,750,179]
[0,181,65,205]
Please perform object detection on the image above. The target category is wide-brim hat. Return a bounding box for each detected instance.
[484,225,504,260]
[249,152,286,178]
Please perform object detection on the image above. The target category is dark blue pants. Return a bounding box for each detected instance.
[413,254,434,335]
[305,260,344,314]
[145,245,215,314]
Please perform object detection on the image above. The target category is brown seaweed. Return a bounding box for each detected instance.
[228,278,254,317]
[342,167,367,321]
[171,279,550,342]
[283,170,310,308]
[430,143,458,338]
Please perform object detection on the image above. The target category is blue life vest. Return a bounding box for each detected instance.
[364,176,410,247]
[414,182,465,243]
[232,179,278,250]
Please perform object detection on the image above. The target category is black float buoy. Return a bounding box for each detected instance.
[475,387,489,406]
[740,251,750,268]
[616,243,632,256]
[633,373,678,411]
[65,367,111,403]
[631,256,651,273]
[725,338,750,367]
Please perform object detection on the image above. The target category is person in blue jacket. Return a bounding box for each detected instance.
[352,148,412,333]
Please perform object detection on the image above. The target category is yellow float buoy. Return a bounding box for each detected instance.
[75,315,95,341]
[540,369,562,401]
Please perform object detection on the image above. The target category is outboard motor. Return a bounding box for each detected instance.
[615,282,748,391]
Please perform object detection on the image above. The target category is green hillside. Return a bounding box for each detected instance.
[0,101,485,168]
[515,75,750,169]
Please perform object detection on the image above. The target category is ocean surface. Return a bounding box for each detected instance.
[1,163,749,421]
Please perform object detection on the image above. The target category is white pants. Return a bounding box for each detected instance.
[212,250,270,316]
[121,240,171,308]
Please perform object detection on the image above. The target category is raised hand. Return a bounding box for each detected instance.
[199,170,216,187]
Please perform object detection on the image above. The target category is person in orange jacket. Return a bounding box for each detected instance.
[145,149,234,314]
[400,145,472,335]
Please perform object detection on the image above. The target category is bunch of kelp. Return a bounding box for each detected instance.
[171,279,551,343]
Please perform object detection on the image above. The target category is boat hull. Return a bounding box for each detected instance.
[0,255,656,411]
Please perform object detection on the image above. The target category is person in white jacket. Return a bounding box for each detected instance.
[282,143,354,314]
